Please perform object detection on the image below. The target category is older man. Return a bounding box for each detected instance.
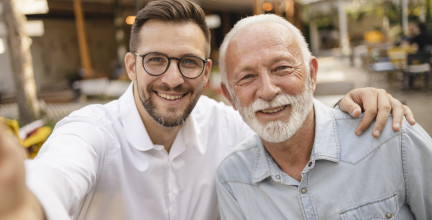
[216,14,432,219]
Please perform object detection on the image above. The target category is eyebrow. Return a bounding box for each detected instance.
[141,51,205,59]
[233,51,300,75]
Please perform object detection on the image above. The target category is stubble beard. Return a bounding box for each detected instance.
[137,82,201,127]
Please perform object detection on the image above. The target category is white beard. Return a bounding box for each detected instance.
[235,76,314,143]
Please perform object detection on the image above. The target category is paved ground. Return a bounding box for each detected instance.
[1,54,431,136]
[315,54,432,136]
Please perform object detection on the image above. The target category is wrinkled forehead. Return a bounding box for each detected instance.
[236,22,293,41]
[228,22,302,61]
[230,22,297,53]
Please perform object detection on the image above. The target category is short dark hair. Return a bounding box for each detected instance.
[129,0,211,58]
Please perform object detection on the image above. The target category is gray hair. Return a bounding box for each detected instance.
[219,14,312,92]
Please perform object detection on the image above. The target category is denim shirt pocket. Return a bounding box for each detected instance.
[339,193,399,220]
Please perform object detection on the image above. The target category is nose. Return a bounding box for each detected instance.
[256,72,280,101]
[160,60,184,87]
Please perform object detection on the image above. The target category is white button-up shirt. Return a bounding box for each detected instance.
[25,84,254,220]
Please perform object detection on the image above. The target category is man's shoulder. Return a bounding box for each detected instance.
[68,99,119,120]
[329,108,403,162]
[331,108,397,141]
[54,99,120,135]
[217,134,261,183]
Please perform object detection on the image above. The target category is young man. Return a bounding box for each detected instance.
[0,0,415,219]
[216,14,431,219]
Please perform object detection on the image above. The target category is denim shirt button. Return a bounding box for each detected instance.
[385,212,392,218]
[301,188,307,194]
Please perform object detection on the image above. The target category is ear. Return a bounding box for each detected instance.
[221,83,237,110]
[308,57,318,91]
[202,59,212,86]
[125,52,137,81]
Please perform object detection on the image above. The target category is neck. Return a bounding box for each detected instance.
[263,108,315,182]
[133,88,181,153]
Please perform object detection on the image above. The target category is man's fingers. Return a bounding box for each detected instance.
[371,91,392,137]
[354,90,378,136]
[387,94,404,131]
[403,105,416,125]
[338,96,362,118]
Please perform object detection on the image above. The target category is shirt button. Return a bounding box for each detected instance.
[385,212,392,218]
[301,188,307,194]
[275,175,281,180]
[308,162,313,167]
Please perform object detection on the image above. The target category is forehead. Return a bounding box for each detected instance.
[136,19,207,57]
[229,22,299,56]
[226,22,302,69]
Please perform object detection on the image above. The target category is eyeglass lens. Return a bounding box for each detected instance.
[143,52,204,78]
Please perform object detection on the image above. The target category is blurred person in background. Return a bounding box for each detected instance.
[0,0,416,219]
[405,21,432,52]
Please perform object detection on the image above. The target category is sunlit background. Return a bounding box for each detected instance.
[0,0,431,135]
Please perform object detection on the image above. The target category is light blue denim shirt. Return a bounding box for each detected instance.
[216,99,432,220]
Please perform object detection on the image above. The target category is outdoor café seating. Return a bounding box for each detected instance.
[402,52,431,91]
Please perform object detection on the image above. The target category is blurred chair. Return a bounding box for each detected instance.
[388,49,407,70]
[402,52,431,91]
[369,57,398,88]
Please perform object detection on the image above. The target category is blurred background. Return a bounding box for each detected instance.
[1,0,431,136]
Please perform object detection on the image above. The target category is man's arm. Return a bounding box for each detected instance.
[0,123,44,220]
[338,88,415,138]
[403,123,432,219]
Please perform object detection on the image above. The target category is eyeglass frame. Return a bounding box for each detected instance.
[132,51,209,79]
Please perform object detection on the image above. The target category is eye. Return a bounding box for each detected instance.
[180,57,200,67]
[273,66,294,74]
[145,55,167,65]
[148,57,165,62]
[236,74,256,86]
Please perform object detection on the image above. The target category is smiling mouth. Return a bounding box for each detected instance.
[156,92,185,100]
[259,105,287,114]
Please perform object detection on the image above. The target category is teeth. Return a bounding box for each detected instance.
[157,92,183,100]
[261,106,284,114]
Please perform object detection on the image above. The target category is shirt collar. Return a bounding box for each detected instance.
[252,136,271,183]
[252,99,340,184]
[119,83,154,151]
[168,108,201,158]
[311,99,340,163]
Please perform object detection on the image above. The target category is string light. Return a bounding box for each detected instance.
[126,16,136,25]
[262,2,273,12]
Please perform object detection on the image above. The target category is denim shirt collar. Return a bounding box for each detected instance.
[310,99,340,162]
[252,99,340,184]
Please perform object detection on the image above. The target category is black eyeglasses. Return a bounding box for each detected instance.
[133,52,208,79]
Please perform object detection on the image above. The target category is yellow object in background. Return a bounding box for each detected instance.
[364,30,384,43]
[0,117,51,159]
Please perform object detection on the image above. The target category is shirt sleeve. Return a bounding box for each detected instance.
[216,171,246,220]
[25,115,110,219]
[402,122,432,219]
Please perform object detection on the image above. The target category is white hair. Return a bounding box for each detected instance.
[219,14,312,92]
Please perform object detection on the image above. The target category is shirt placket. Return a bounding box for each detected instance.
[299,160,318,220]
[158,148,179,220]
[168,160,179,220]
